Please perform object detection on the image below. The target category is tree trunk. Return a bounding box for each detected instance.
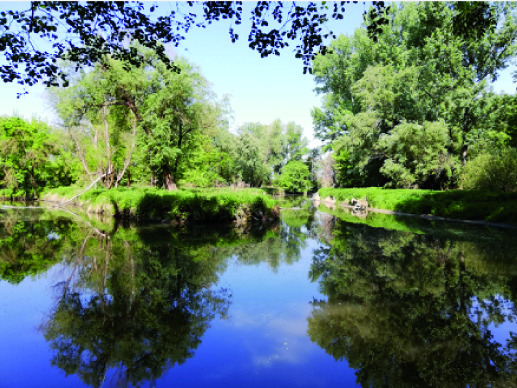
[70,130,95,183]
[163,166,177,191]
[103,105,113,189]
[461,143,468,166]
[115,116,137,188]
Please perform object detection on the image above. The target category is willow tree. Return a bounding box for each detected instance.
[51,50,223,190]
[138,58,222,190]
[51,57,146,188]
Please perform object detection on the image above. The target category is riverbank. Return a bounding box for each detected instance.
[40,187,279,225]
[318,187,517,226]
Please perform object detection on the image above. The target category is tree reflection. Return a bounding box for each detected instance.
[308,221,517,387]
[0,209,74,283]
[39,219,307,387]
[1,207,310,387]
[42,226,234,387]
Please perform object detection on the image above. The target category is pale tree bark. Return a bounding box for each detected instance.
[115,116,137,188]
[102,105,114,189]
[70,129,96,183]
[163,165,177,191]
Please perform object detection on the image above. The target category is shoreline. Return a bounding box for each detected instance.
[316,188,517,229]
[34,187,280,226]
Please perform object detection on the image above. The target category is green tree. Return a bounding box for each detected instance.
[283,121,309,163]
[275,160,312,193]
[312,2,517,188]
[52,51,225,190]
[460,149,517,192]
[233,120,310,187]
[51,57,145,188]
[139,58,222,189]
[0,116,78,197]
[235,121,284,187]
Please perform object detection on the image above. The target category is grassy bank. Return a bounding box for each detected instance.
[319,187,517,225]
[41,187,279,224]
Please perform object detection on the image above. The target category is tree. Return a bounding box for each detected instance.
[312,2,517,188]
[0,116,78,197]
[51,57,146,188]
[460,149,517,192]
[235,121,285,187]
[51,50,224,190]
[275,160,312,193]
[283,121,309,163]
[139,57,223,190]
[0,2,393,91]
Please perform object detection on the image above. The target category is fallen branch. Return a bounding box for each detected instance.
[57,173,107,206]
[1,173,107,211]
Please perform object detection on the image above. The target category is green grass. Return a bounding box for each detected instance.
[42,186,279,224]
[319,187,517,225]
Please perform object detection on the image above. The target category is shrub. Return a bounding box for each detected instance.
[461,149,517,192]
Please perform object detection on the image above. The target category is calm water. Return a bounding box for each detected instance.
[1,201,517,388]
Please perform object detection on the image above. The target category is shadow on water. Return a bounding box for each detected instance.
[309,210,517,388]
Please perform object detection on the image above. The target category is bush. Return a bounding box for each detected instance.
[461,149,517,192]
[275,161,312,193]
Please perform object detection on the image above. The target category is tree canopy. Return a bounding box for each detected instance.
[0,116,78,197]
[0,1,395,90]
[312,2,517,189]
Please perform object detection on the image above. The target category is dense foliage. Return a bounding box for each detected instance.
[312,2,517,189]
[460,149,517,192]
[43,187,279,225]
[0,116,78,198]
[2,2,517,204]
[43,48,312,193]
[275,160,313,193]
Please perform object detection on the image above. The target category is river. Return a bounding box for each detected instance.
[1,198,517,388]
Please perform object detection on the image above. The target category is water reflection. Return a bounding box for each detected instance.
[309,220,517,387]
[4,203,517,387]
[0,209,75,283]
[1,208,313,387]
[42,229,231,387]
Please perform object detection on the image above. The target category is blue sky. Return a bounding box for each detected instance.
[0,2,515,148]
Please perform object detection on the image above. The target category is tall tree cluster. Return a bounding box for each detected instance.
[1,48,311,195]
[312,2,517,189]
[43,50,311,191]
[232,120,309,187]
[50,50,225,191]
